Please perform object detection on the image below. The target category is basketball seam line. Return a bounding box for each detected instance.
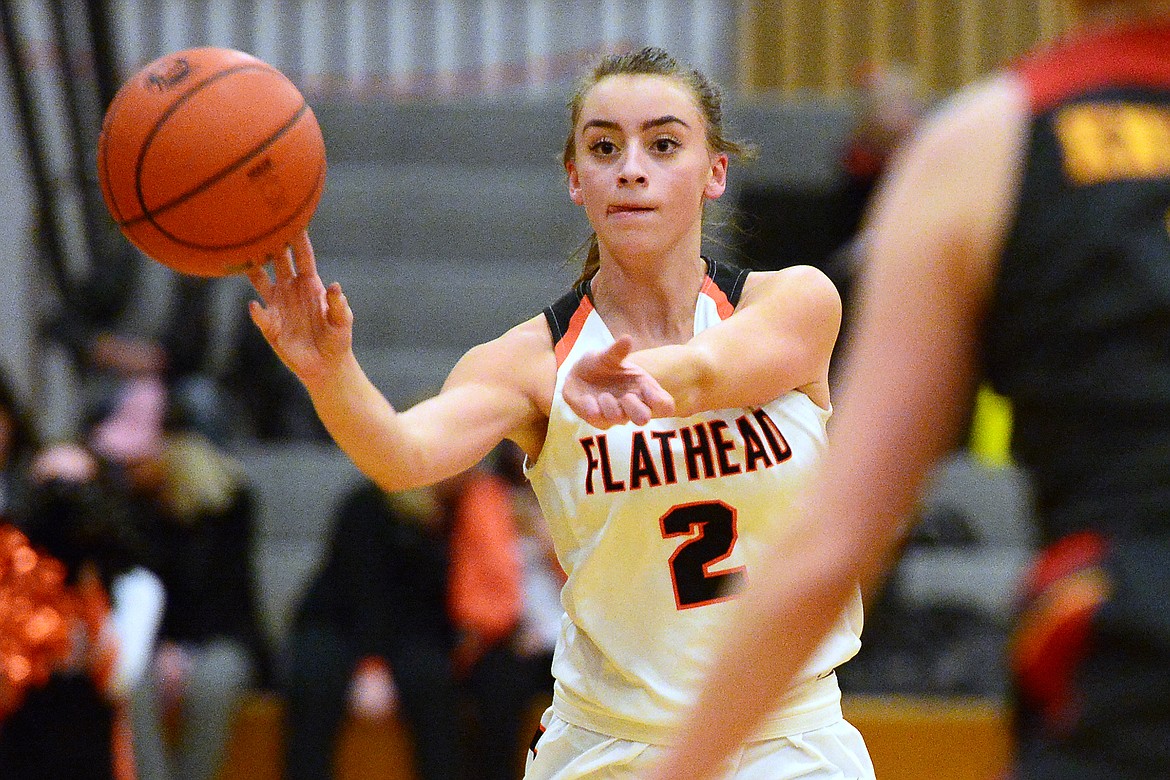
[139,154,325,254]
[127,62,273,221]
[123,63,307,227]
[124,102,310,229]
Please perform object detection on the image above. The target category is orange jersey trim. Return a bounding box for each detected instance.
[554,295,594,368]
[699,274,735,320]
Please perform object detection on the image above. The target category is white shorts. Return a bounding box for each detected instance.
[524,708,875,780]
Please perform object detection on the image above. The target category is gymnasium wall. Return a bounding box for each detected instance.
[104,0,741,100]
[740,0,1076,96]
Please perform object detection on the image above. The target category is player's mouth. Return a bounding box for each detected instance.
[607,204,656,216]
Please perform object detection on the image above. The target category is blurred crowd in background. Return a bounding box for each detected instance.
[1,354,565,779]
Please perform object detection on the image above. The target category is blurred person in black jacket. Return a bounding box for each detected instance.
[1,367,40,521]
[282,478,460,780]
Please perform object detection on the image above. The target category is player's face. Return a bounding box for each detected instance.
[567,74,727,260]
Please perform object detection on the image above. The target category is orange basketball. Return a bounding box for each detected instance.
[97,47,326,277]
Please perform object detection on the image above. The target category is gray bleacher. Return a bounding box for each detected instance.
[305,96,857,407]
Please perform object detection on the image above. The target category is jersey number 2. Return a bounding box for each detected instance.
[661,501,746,609]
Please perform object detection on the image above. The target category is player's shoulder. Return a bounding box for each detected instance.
[442,314,557,431]
[876,73,1031,248]
[746,264,837,292]
[462,314,555,368]
[453,315,556,395]
[741,265,841,314]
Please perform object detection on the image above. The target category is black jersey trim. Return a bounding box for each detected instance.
[705,257,750,307]
[542,279,589,348]
[541,261,749,348]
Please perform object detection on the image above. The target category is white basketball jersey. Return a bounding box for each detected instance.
[526,261,863,745]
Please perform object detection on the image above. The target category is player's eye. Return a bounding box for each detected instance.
[589,139,618,156]
[651,137,681,154]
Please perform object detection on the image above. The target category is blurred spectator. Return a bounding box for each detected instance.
[282,479,460,780]
[283,445,561,780]
[454,443,560,780]
[732,63,926,354]
[825,62,927,368]
[1,442,164,780]
[838,63,927,238]
[1,369,40,519]
[49,270,323,445]
[89,375,271,780]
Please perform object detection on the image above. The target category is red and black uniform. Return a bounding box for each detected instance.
[983,19,1170,779]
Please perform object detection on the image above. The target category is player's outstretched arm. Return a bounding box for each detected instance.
[564,264,840,427]
[248,231,553,491]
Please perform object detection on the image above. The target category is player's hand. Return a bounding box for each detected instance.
[247,231,354,386]
[563,335,675,428]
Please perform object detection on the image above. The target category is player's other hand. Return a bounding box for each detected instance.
[247,231,354,387]
[564,335,675,428]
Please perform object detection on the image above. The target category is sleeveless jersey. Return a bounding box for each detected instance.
[525,259,863,744]
[984,21,1170,541]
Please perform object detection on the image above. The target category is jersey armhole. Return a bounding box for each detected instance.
[542,283,588,349]
[705,257,750,307]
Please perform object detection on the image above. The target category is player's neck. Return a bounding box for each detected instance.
[589,255,706,348]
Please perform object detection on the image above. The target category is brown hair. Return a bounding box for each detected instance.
[563,47,754,284]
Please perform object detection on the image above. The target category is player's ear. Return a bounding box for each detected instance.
[704,153,728,200]
[566,161,585,206]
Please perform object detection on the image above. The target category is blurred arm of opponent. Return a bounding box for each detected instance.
[642,75,1027,779]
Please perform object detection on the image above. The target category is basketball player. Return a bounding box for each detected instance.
[247,47,873,778]
[560,4,1170,779]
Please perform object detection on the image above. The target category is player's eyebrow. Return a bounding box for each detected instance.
[582,115,691,133]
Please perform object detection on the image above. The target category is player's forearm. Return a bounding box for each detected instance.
[631,341,780,417]
[301,353,421,492]
[627,343,709,417]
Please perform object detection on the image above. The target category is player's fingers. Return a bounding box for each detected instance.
[603,335,635,367]
[248,300,276,340]
[643,384,676,418]
[618,393,652,426]
[573,394,602,424]
[246,264,274,302]
[584,404,604,427]
[325,283,352,327]
[291,230,318,278]
[597,393,625,426]
[271,244,296,282]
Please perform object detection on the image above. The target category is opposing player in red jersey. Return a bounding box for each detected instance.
[561,3,1170,779]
